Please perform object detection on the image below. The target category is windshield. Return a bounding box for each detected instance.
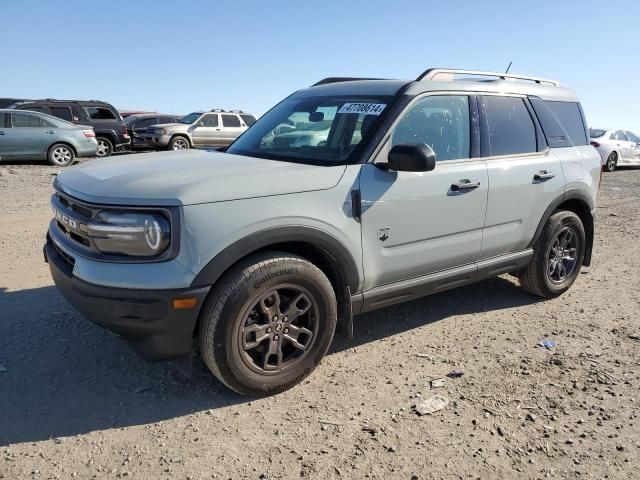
[180,112,202,124]
[590,128,607,138]
[227,95,393,164]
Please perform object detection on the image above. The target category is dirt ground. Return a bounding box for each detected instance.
[1,159,639,480]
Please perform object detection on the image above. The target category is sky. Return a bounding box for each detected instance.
[1,0,639,132]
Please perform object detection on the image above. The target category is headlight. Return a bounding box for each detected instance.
[156,128,167,135]
[87,211,170,257]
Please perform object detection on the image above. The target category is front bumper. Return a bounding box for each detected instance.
[44,237,210,361]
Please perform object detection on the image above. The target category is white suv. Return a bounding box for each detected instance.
[146,109,256,150]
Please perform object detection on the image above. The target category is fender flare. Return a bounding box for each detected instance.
[190,226,361,291]
[529,189,595,266]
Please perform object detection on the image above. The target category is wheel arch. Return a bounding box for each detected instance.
[191,226,361,292]
[191,226,361,339]
[48,141,77,156]
[530,190,595,267]
[170,133,192,147]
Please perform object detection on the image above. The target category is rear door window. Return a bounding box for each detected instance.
[222,114,242,128]
[50,106,74,122]
[483,96,537,156]
[613,131,628,141]
[135,118,157,129]
[0,113,7,128]
[85,106,117,120]
[11,112,43,128]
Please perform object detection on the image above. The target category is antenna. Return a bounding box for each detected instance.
[505,61,513,74]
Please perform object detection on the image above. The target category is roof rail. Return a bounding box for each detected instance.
[210,108,226,112]
[312,77,385,87]
[228,109,244,113]
[417,68,559,86]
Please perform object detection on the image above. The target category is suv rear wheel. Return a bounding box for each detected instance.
[169,136,190,151]
[604,152,618,172]
[198,253,337,396]
[96,137,113,157]
[48,143,75,167]
[520,210,585,298]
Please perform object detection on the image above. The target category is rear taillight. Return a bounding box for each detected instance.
[122,125,129,134]
[82,130,95,138]
[590,141,600,147]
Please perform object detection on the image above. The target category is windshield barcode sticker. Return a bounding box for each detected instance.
[338,103,386,115]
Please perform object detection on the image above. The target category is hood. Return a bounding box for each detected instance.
[55,150,347,206]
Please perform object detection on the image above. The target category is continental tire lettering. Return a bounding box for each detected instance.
[253,268,299,289]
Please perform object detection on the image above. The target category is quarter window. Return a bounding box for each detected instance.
[85,107,117,120]
[11,112,42,128]
[50,106,74,122]
[392,95,470,161]
[484,96,537,156]
[200,114,218,127]
[625,131,638,143]
[222,114,242,128]
[240,114,257,126]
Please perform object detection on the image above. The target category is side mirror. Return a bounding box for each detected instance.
[385,144,436,172]
[197,121,204,127]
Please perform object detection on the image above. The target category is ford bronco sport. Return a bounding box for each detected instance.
[44,68,600,396]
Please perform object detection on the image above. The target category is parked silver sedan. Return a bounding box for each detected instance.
[0,109,98,166]
[590,128,640,172]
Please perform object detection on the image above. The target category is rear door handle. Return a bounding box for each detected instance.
[0,131,5,135]
[45,130,56,134]
[534,170,556,181]
[451,179,481,191]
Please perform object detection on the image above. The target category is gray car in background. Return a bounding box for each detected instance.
[0,109,98,166]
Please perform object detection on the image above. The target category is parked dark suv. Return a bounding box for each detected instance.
[10,99,130,157]
[124,113,182,151]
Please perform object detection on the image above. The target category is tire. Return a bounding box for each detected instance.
[169,136,190,151]
[96,137,114,158]
[520,210,585,298]
[604,151,617,172]
[47,143,75,167]
[199,253,337,396]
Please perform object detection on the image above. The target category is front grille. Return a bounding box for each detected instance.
[52,190,99,251]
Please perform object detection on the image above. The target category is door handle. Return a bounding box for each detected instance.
[0,131,5,135]
[215,128,221,131]
[45,130,56,134]
[451,179,481,191]
[534,170,556,181]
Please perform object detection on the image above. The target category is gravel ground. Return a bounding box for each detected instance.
[1,159,639,479]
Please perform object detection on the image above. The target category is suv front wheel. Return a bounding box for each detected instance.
[520,210,585,298]
[199,253,337,396]
[169,136,190,151]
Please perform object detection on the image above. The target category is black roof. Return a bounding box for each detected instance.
[12,98,116,107]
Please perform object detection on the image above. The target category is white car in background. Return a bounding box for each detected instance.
[590,128,640,172]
